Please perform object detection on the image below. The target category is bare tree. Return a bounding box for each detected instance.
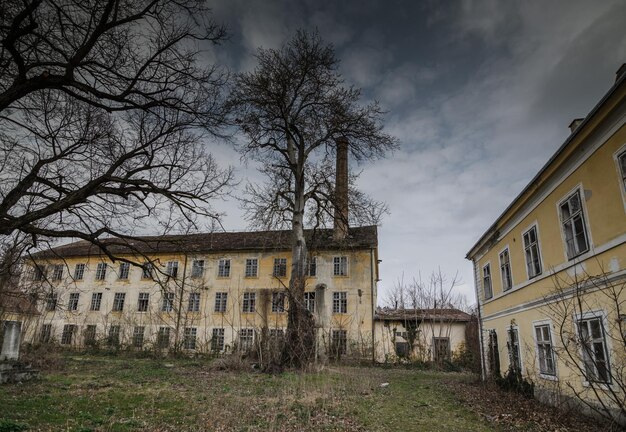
[229,30,397,368]
[0,0,233,264]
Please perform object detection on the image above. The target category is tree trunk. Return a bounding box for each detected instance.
[282,153,316,368]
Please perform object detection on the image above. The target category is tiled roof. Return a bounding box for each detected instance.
[375,307,472,322]
[0,291,40,316]
[32,226,378,259]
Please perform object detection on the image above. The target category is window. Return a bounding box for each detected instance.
[535,324,556,376]
[40,324,52,343]
[333,256,348,276]
[68,293,80,311]
[112,293,126,311]
[184,327,197,350]
[133,326,145,348]
[137,292,149,312]
[245,258,258,277]
[242,292,256,313]
[52,264,64,281]
[108,325,121,347]
[523,226,542,278]
[618,151,626,193]
[188,292,200,312]
[61,324,76,345]
[560,190,589,259]
[119,262,130,280]
[272,292,285,313]
[191,260,205,278]
[269,329,285,340]
[218,259,231,277]
[90,293,102,311]
[84,325,97,345]
[273,258,287,277]
[74,263,85,280]
[507,327,521,371]
[45,292,58,311]
[33,265,46,281]
[433,337,451,362]
[166,261,179,278]
[304,292,315,313]
[214,292,228,312]
[142,263,153,279]
[306,257,317,277]
[483,264,493,300]
[395,341,409,358]
[157,327,170,348]
[162,292,174,312]
[578,316,611,383]
[499,248,513,291]
[95,263,107,280]
[332,292,347,314]
[331,329,347,356]
[239,328,254,351]
[211,328,225,352]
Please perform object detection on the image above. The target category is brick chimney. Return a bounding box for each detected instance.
[333,138,349,240]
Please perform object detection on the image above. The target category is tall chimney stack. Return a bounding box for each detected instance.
[333,138,349,240]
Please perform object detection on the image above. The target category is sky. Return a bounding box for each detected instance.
[201,0,626,306]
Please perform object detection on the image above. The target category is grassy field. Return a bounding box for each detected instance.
[0,354,496,432]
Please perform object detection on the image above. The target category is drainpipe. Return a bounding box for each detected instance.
[472,258,487,381]
[370,248,376,364]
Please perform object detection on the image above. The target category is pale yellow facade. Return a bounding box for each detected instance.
[467,68,626,420]
[21,229,379,358]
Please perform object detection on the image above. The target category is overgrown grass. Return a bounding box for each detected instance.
[0,354,497,431]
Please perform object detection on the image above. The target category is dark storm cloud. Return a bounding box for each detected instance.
[206,0,626,304]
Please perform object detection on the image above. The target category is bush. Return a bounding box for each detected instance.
[20,342,65,371]
[495,367,534,398]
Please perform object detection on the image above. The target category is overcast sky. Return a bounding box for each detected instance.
[201,0,626,306]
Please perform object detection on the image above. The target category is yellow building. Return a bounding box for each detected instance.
[21,226,379,359]
[466,64,626,423]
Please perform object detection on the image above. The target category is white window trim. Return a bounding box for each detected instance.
[573,309,614,389]
[498,244,513,292]
[482,261,493,300]
[506,324,524,374]
[613,142,626,214]
[556,183,594,261]
[521,221,544,281]
[532,319,558,381]
[333,256,349,277]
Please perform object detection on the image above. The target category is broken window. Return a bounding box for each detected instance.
[112,293,125,312]
[214,292,227,312]
[331,329,347,357]
[245,258,258,277]
[218,259,231,277]
[211,328,225,352]
[191,260,205,278]
[95,263,107,280]
[138,292,149,312]
[166,261,179,278]
[499,248,513,291]
[142,262,153,279]
[239,328,254,351]
[332,291,347,314]
[523,226,542,278]
[578,316,611,383]
[242,292,256,313]
[333,256,348,276]
[61,324,76,345]
[507,327,521,372]
[271,292,285,313]
[433,337,451,362]
[273,258,287,277]
[119,262,130,280]
[33,265,46,281]
[68,293,80,311]
[535,324,556,376]
[84,325,97,345]
[188,292,200,312]
[560,190,589,259]
[304,292,315,313]
[40,324,52,343]
[395,341,409,358]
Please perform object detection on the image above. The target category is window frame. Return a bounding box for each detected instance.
[614,145,626,212]
[108,325,121,347]
[332,291,347,314]
[273,258,288,277]
[239,328,254,351]
[211,328,225,352]
[40,323,52,343]
[166,261,179,278]
[576,310,612,385]
[84,324,97,345]
[498,246,513,292]
[95,262,107,281]
[482,263,493,300]
[331,329,347,356]
[191,259,205,278]
[161,292,174,312]
[68,292,80,311]
[74,263,86,280]
[507,326,523,373]
[132,326,145,348]
[557,186,591,260]
[188,292,201,312]
[183,327,197,350]
[333,256,348,276]
[51,264,64,281]
[304,292,315,313]
[242,292,256,313]
[137,292,150,312]
[271,292,286,313]
[141,262,153,280]
[522,223,543,280]
[45,292,58,311]
[306,256,317,277]
[118,262,130,280]
[157,327,170,348]
[533,320,558,379]
[245,258,258,278]
[214,292,228,313]
[61,324,76,345]
[112,292,126,312]
[217,259,231,278]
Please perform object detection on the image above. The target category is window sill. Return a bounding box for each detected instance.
[539,373,558,381]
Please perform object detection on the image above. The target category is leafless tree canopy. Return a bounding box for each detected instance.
[229,30,397,368]
[0,0,233,259]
